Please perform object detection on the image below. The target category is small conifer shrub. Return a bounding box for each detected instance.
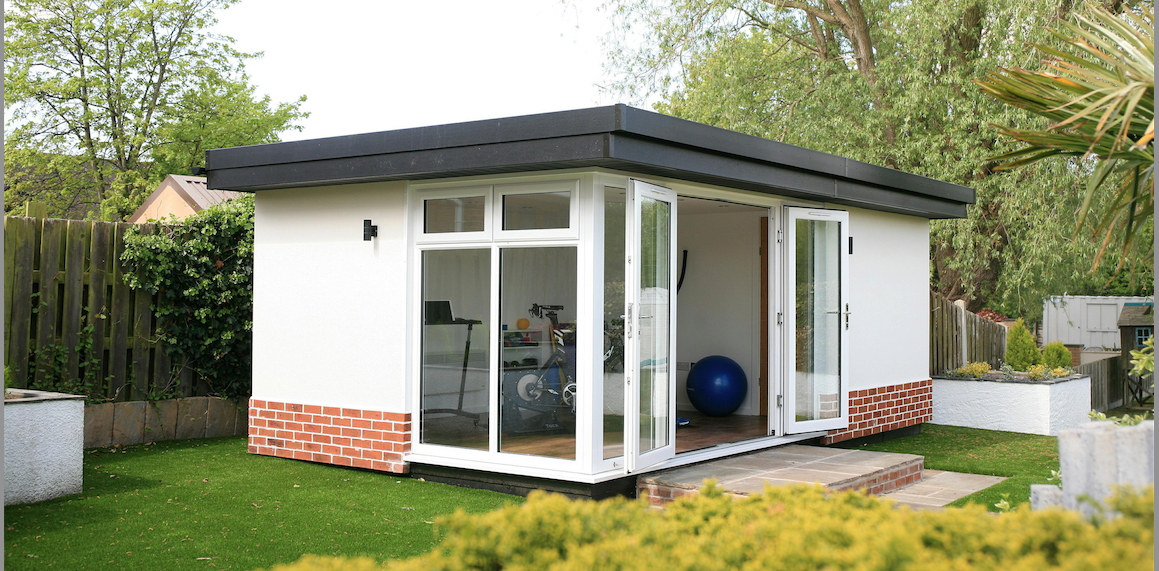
[1042,341,1073,369]
[1005,318,1042,371]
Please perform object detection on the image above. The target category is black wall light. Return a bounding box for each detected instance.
[363,219,378,241]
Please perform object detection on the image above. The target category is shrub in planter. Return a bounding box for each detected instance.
[951,361,992,378]
[266,484,1154,571]
[1043,341,1073,369]
[1006,318,1041,371]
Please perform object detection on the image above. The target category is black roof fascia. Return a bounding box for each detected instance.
[205,104,974,219]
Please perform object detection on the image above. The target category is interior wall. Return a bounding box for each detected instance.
[675,207,766,417]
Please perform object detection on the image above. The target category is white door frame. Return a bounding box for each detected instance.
[625,179,678,473]
[784,206,850,434]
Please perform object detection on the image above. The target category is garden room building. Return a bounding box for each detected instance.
[205,105,975,497]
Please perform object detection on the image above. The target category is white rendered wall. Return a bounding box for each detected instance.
[841,207,930,391]
[675,209,765,416]
[253,182,409,412]
[932,376,1091,436]
[5,392,84,504]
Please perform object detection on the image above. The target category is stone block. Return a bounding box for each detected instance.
[1114,421,1154,488]
[176,397,209,440]
[84,402,115,449]
[205,397,238,437]
[1030,485,1064,510]
[144,399,178,442]
[112,401,147,446]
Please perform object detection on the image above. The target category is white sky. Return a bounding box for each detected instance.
[212,0,618,142]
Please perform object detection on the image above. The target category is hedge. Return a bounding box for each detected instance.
[267,482,1153,571]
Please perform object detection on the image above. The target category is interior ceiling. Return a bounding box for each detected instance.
[677,195,769,215]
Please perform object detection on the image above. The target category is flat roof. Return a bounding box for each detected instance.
[205,105,975,219]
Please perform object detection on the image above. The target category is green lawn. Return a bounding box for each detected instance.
[858,424,1059,511]
[4,437,521,570]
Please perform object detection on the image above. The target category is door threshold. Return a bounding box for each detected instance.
[640,431,826,475]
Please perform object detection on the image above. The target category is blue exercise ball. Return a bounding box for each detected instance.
[686,355,748,416]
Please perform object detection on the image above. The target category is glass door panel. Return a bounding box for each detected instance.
[626,180,677,471]
[785,208,849,434]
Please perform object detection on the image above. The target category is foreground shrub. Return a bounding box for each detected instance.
[1042,341,1073,369]
[268,483,1154,571]
[1006,318,1042,371]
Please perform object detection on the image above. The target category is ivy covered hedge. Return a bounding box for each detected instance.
[268,483,1153,571]
[121,196,254,401]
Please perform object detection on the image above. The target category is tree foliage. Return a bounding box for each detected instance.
[4,0,306,220]
[604,0,1153,320]
[120,195,254,401]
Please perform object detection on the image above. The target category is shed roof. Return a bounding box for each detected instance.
[204,105,975,219]
[129,175,244,223]
[1118,303,1154,327]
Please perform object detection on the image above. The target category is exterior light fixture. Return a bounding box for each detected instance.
[364,219,378,241]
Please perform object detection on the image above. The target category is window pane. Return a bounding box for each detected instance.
[795,219,841,422]
[420,249,490,449]
[638,197,671,454]
[425,197,485,233]
[603,188,626,459]
[503,192,570,230]
[499,247,578,459]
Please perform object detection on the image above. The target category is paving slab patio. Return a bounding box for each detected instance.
[638,445,925,504]
[880,469,1006,510]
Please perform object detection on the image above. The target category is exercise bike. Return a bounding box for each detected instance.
[501,303,578,434]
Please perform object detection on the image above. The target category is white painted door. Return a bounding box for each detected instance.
[785,207,850,434]
[625,179,678,472]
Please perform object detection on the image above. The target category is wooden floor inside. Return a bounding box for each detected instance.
[425,411,769,460]
[675,411,769,454]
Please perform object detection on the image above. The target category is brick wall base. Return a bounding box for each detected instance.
[248,399,410,474]
[822,380,932,445]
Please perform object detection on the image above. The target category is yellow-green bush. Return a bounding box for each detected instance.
[1006,318,1042,371]
[952,361,993,378]
[1042,341,1073,369]
[266,483,1154,571]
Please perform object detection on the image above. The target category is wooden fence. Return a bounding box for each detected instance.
[930,291,1008,376]
[4,215,204,400]
[1076,355,1125,412]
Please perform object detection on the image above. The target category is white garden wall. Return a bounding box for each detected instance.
[253,181,410,412]
[932,376,1091,436]
[5,390,85,505]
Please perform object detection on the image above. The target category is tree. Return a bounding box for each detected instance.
[604,0,1153,320]
[976,3,1153,272]
[4,0,307,220]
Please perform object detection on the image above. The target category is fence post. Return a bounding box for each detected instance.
[953,299,968,367]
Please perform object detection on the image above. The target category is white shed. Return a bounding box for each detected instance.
[1043,295,1153,350]
[204,105,974,496]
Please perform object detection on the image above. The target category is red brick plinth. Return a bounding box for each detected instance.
[248,399,410,474]
[822,380,932,445]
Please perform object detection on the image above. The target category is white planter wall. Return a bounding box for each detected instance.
[932,376,1091,436]
[5,390,85,505]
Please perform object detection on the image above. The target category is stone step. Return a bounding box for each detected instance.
[638,444,924,507]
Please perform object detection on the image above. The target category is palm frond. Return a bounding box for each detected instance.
[974,1,1154,269]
